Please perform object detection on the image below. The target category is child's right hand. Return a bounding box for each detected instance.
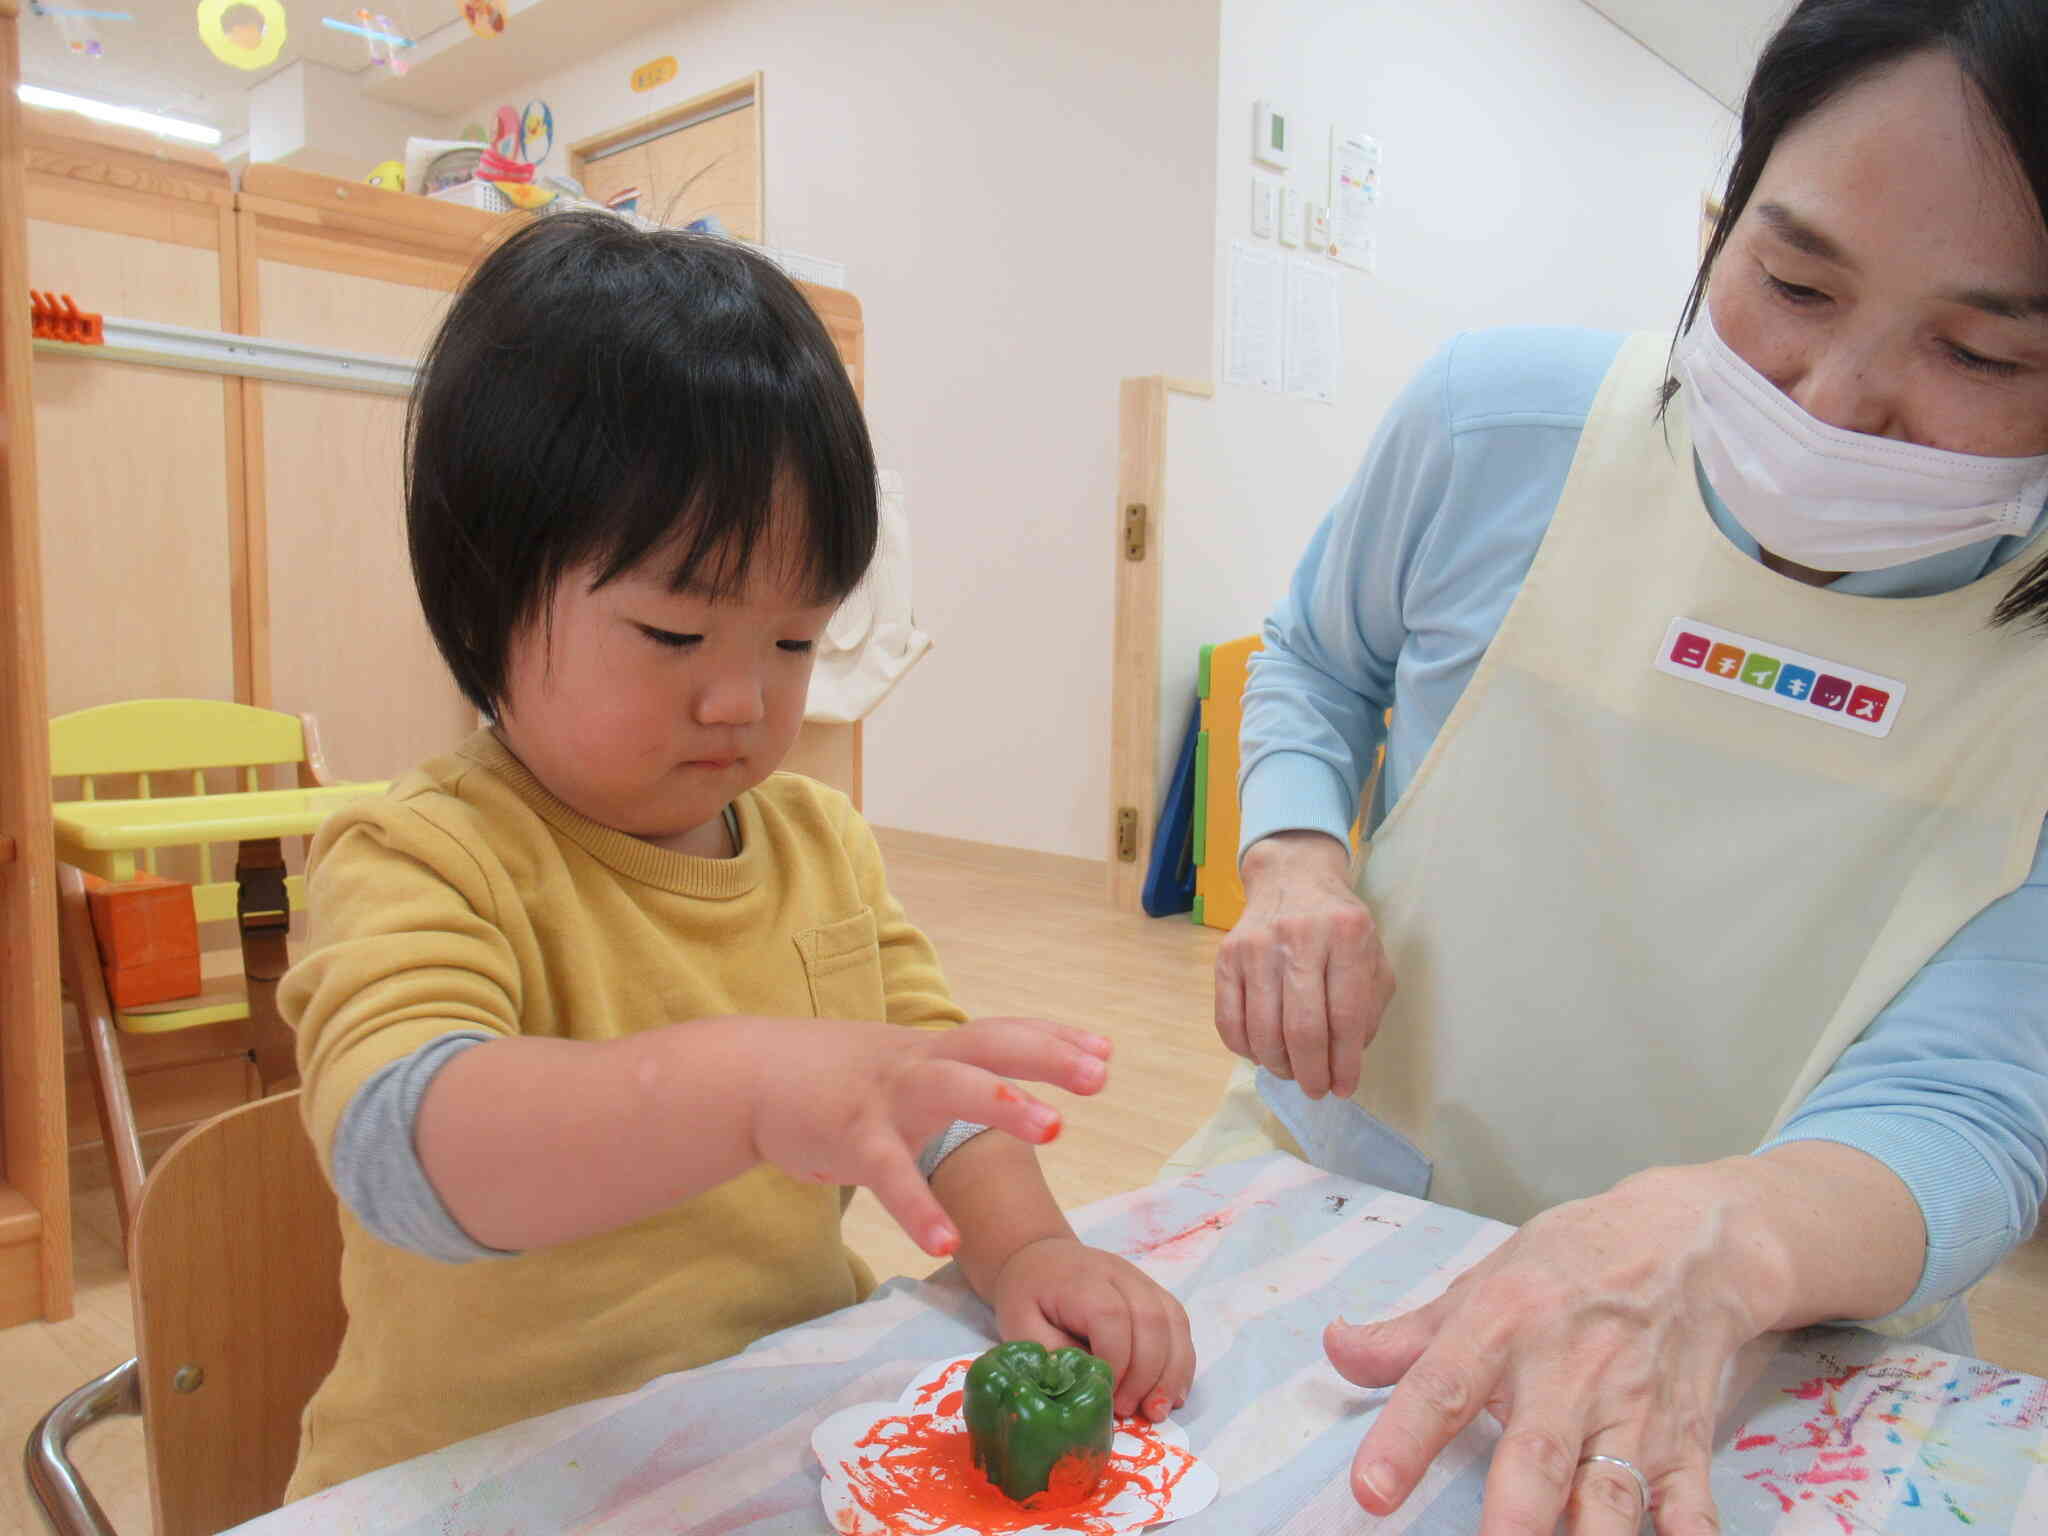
[748,1016,1110,1256]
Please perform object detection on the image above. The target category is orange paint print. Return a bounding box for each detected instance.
[815,1354,1217,1535]
[838,1411,1196,1534]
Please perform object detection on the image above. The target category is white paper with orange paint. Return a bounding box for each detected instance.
[218,1153,2048,1534]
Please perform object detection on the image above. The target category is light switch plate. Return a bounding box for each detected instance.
[1252,179,1278,239]
[1280,186,1303,246]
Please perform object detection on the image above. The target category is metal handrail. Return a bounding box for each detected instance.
[23,1357,140,1536]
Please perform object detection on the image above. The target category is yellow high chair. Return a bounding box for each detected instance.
[48,699,370,1251]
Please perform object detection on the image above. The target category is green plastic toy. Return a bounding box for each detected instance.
[963,1340,1116,1502]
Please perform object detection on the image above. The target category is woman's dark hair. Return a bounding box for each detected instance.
[407,211,878,714]
[1675,0,2048,626]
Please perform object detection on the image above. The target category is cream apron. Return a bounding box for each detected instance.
[1169,334,2048,1333]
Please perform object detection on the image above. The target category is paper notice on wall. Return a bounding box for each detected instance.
[1284,257,1340,403]
[1328,129,1381,274]
[1226,240,1285,393]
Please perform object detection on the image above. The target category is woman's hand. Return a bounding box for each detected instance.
[992,1236,1197,1421]
[1325,1162,1804,1535]
[750,1015,1111,1258]
[1216,831,1395,1098]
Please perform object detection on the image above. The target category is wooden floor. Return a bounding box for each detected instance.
[4,829,2045,1532]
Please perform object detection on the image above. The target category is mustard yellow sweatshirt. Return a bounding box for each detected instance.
[280,729,964,1496]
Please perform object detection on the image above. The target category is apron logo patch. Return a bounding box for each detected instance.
[1656,618,1903,738]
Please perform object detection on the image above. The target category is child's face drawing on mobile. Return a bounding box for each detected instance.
[496,513,836,856]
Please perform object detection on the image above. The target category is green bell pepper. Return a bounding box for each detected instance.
[963,1340,1116,1503]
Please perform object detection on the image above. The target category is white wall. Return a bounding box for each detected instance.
[1155,0,1737,786]
[473,0,1218,859]
[248,60,450,180]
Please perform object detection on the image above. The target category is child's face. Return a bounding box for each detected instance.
[496,547,837,852]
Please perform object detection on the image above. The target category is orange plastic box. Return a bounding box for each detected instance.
[84,874,201,1008]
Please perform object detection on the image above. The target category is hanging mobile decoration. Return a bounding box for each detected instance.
[460,0,503,39]
[28,0,136,58]
[195,0,287,70]
[321,9,412,73]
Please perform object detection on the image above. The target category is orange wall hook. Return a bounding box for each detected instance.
[30,289,105,345]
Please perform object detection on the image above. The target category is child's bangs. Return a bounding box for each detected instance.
[581,340,876,608]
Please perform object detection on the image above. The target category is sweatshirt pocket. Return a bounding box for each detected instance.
[794,907,885,1021]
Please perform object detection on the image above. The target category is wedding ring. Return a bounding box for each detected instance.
[1579,1453,1653,1523]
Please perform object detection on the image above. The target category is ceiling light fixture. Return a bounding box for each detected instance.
[15,83,223,146]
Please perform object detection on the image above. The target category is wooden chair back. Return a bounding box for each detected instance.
[131,1091,343,1536]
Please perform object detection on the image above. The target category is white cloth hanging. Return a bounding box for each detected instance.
[805,469,931,723]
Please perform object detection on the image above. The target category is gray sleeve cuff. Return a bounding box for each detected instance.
[331,1032,516,1263]
[918,1119,991,1179]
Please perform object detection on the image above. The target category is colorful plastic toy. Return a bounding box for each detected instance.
[1191,635,1261,930]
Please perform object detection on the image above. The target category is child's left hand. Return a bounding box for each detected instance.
[991,1236,1196,1421]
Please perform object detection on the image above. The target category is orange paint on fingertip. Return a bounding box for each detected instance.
[928,1229,960,1257]
[1036,1113,1063,1144]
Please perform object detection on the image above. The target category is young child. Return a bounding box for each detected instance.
[280,212,1194,1496]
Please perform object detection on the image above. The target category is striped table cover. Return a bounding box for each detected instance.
[238,1153,2048,1534]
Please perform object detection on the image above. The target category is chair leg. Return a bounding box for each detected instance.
[55,867,147,1255]
[81,1012,147,1255]
[23,1357,140,1536]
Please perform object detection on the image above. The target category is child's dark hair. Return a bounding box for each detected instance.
[407,211,878,715]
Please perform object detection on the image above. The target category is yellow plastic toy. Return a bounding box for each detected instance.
[1192,636,1369,931]
[365,160,406,192]
[1192,636,1261,931]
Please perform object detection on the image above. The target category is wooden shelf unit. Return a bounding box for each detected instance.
[1,0,72,1327]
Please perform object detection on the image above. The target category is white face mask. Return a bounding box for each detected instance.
[1671,304,2048,572]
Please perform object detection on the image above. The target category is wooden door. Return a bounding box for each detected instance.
[570,76,762,239]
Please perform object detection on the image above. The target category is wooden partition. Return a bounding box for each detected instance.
[235,166,499,783]
[1106,374,1212,913]
[22,113,240,717]
[0,0,74,1326]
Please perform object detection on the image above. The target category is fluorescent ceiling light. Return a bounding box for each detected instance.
[16,84,222,146]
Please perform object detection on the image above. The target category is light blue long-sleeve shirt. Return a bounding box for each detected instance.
[1239,326,2048,1317]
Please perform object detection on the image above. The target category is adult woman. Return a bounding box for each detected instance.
[1180,2,2048,1531]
